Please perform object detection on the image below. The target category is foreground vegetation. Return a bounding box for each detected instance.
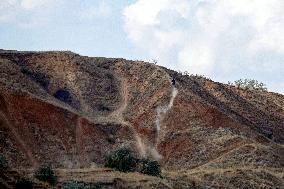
[105,147,161,177]
[34,164,57,185]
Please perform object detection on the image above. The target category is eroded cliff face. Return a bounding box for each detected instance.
[0,50,283,188]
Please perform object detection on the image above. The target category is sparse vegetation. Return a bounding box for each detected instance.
[190,74,212,80]
[152,59,158,65]
[183,71,189,76]
[15,178,33,189]
[104,147,138,172]
[34,164,57,185]
[0,154,8,170]
[139,158,161,177]
[229,79,267,91]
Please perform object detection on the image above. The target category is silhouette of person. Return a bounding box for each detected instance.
[171,78,176,86]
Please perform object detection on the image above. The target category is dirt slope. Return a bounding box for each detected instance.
[0,50,283,188]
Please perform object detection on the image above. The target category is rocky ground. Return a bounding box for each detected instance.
[0,50,283,188]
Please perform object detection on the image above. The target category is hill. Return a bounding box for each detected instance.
[0,50,283,188]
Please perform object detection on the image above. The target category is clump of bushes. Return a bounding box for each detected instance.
[104,147,161,177]
[15,178,33,189]
[229,79,267,91]
[0,154,8,170]
[34,164,57,185]
[104,147,138,172]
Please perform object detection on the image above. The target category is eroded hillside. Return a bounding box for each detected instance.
[0,50,283,188]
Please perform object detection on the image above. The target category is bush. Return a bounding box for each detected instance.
[62,180,101,189]
[34,164,57,185]
[0,154,8,170]
[104,147,138,172]
[15,178,33,189]
[139,158,161,177]
[54,89,73,104]
[232,79,267,91]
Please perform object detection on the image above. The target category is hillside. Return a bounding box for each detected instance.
[0,50,283,188]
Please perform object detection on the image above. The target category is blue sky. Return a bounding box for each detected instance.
[0,0,283,94]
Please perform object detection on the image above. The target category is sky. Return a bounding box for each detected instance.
[0,0,283,94]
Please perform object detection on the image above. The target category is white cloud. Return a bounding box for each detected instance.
[0,0,56,26]
[20,0,54,10]
[123,0,190,42]
[0,0,113,27]
[80,0,111,20]
[123,0,284,92]
[0,0,17,22]
[0,0,54,11]
[178,40,214,75]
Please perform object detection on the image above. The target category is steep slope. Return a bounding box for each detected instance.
[0,50,283,188]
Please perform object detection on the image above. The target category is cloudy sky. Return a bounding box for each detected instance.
[0,0,283,93]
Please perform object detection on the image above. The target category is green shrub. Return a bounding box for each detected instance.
[34,164,57,185]
[62,180,101,189]
[15,178,33,189]
[104,147,138,172]
[62,181,84,189]
[139,158,161,176]
[0,154,8,170]
[92,183,102,189]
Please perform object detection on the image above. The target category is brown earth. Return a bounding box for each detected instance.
[0,49,283,188]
